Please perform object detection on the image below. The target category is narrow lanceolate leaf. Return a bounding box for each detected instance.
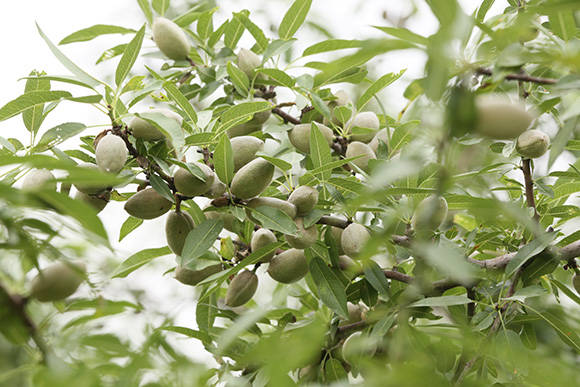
[214,135,234,185]
[309,257,349,319]
[234,12,268,53]
[224,16,245,49]
[59,25,136,45]
[409,295,472,307]
[259,155,292,171]
[196,293,217,333]
[116,25,145,86]
[373,26,428,45]
[136,0,153,24]
[363,261,390,296]
[159,326,212,343]
[217,101,272,134]
[163,81,198,123]
[226,62,250,96]
[33,122,86,152]
[258,68,295,88]
[152,0,170,16]
[505,233,557,277]
[278,0,312,40]
[249,206,298,235]
[119,216,143,242]
[137,112,185,152]
[309,122,332,180]
[0,91,71,122]
[357,69,406,110]
[22,71,50,134]
[526,307,580,351]
[112,247,171,278]
[302,39,364,56]
[36,23,102,87]
[181,219,223,264]
[196,9,215,39]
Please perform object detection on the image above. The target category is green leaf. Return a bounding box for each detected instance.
[181,219,223,265]
[248,206,298,235]
[214,135,234,185]
[505,233,557,277]
[163,81,198,124]
[548,11,577,41]
[262,39,296,62]
[525,307,580,352]
[371,312,396,337]
[196,293,217,333]
[136,0,153,24]
[59,25,136,45]
[227,61,250,96]
[476,0,495,22]
[373,26,428,45]
[363,261,390,296]
[160,326,212,343]
[357,69,405,110]
[149,173,175,203]
[278,0,312,40]
[309,122,332,180]
[196,9,215,39]
[309,257,349,319]
[550,279,580,306]
[224,16,245,49]
[325,358,348,382]
[259,155,292,172]
[33,122,86,152]
[234,11,268,53]
[36,23,102,87]
[119,216,143,242]
[174,8,206,27]
[115,25,145,86]
[409,295,472,307]
[302,39,364,56]
[0,91,72,122]
[217,101,272,135]
[152,0,170,16]
[258,68,295,88]
[22,71,50,134]
[112,247,171,278]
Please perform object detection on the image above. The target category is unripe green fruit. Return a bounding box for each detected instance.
[204,208,239,232]
[573,274,580,294]
[341,223,370,258]
[250,228,278,262]
[251,98,271,124]
[516,129,550,159]
[21,169,56,191]
[267,248,308,283]
[175,264,222,286]
[246,197,297,222]
[345,141,376,172]
[73,163,108,195]
[30,262,85,302]
[298,365,318,382]
[338,255,357,271]
[412,195,448,234]
[288,186,318,216]
[165,211,194,256]
[95,134,128,174]
[323,89,351,126]
[369,128,389,153]
[339,302,368,326]
[230,158,274,199]
[152,17,191,60]
[124,188,172,219]
[288,123,334,153]
[174,164,214,197]
[341,331,376,366]
[75,191,110,213]
[237,48,261,77]
[285,218,318,249]
[348,112,380,142]
[204,178,227,199]
[475,94,535,139]
[331,227,344,254]
[227,122,262,138]
[225,270,259,307]
[230,136,264,171]
[129,108,183,141]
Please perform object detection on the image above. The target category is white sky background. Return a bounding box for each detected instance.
[8,0,568,368]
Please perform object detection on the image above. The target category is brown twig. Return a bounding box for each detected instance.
[475,67,557,85]
[272,107,301,125]
[521,158,540,222]
[0,283,47,363]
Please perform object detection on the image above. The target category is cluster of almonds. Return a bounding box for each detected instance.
[19,17,563,307]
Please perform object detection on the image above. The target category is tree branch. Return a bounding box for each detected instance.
[272,107,301,125]
[475,68,557,85]
[521,158,539,222]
